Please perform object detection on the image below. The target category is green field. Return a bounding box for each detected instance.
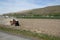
[3,13,60,19]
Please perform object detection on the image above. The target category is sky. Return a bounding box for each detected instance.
[0,0,60,14]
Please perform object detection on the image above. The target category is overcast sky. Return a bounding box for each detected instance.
[0,0,60,14]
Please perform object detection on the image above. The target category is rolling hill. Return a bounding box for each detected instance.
[3,5,60,18]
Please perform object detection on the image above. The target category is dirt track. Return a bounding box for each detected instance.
[0,31,36,40]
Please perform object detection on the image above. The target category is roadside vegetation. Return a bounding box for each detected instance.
[0,26,60,40]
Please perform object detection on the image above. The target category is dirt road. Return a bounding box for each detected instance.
[0,31,36,40]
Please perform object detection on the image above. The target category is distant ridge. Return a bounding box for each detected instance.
[3,5,60,17]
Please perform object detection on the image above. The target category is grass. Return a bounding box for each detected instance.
[16,16,60,19]
[0,26,60,40]
[3,13,60,19]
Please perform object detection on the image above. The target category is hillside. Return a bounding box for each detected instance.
[3,5,60,18]
[32,5,60,15]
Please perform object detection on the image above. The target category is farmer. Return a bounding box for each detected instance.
[10,19,20,26]
[13,19,20,26]
[15,21,20,26]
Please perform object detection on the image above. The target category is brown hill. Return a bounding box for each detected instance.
[3,5,60,16]
[32,5,60,15]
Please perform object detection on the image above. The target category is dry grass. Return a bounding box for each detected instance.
[18,19,60,36]
[0,18,60,36]
[0,25,60,40]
